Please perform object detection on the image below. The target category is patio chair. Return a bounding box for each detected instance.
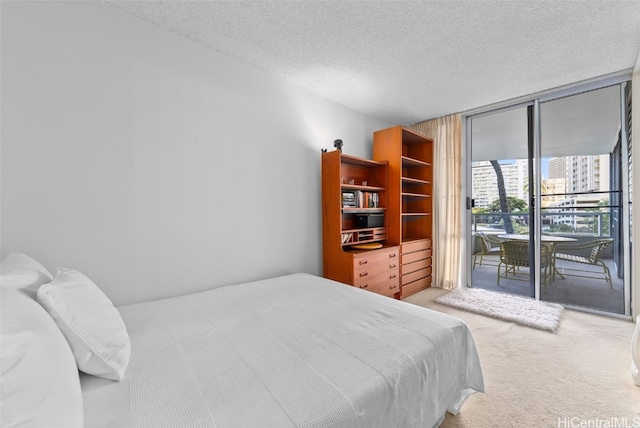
[497,240,552,289]
[473,232,501,269]
[553,238,614,288]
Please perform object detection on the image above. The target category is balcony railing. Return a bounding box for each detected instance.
[472,211,611,237]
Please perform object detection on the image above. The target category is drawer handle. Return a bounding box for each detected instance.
[359,272,368,277]
[389,253,397,258]
[359,260,368,265]
[389,264,396,268]
[389,274,397,279]
[360,284,369,289]
[390,284,398,289]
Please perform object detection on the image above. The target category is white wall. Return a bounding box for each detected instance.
[0,1,391,305]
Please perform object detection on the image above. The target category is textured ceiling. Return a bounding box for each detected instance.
[106,1,640,124]
[472,85,622,162]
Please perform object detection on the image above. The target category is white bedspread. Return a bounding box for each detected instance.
[81,273,484,428]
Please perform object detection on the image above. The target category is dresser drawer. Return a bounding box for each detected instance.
[401,275,432,297]
[402,257,432,275]
[353,248,398,272]
[402,249,432,266]
[401,239,431,255]
[357,272,400,296]
[354,266,398,286]
[401,266,432,286]
[353,262,400,282]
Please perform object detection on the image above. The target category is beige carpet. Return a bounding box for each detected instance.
[404,287,640,427]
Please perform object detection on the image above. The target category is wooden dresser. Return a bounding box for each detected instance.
[400,238,433,297]
[352,246,400,297]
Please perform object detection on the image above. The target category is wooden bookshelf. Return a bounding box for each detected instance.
[321,150,400,298]
[373,126,434,298]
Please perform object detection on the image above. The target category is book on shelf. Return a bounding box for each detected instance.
[342,192,356,207]
[343,191,379,208]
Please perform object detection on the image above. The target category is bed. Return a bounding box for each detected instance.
[1,254,484,428]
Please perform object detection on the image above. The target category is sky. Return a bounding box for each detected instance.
[474,158,551,180]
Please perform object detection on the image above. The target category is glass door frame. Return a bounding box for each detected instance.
[465,101,541,298]
[462,73,632,317]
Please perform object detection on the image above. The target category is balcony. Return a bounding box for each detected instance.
[472,211,624,314]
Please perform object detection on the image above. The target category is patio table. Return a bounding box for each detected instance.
[497,234,577,280]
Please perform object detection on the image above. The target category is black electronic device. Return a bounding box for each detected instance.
[356,213,384,228]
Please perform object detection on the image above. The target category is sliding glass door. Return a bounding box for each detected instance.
[469,104,538,298]
[466,80,631,316]
[538,85,628,314]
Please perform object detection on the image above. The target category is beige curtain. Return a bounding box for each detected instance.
[410,114,462,290]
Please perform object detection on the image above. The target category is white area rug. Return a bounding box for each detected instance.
[434,287,564,332]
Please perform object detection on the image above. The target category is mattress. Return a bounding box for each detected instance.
[81,273,484,428]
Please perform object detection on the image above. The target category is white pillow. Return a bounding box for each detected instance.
[1,257,83,428]
[37,267,131,381]
[0,252,53,297]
